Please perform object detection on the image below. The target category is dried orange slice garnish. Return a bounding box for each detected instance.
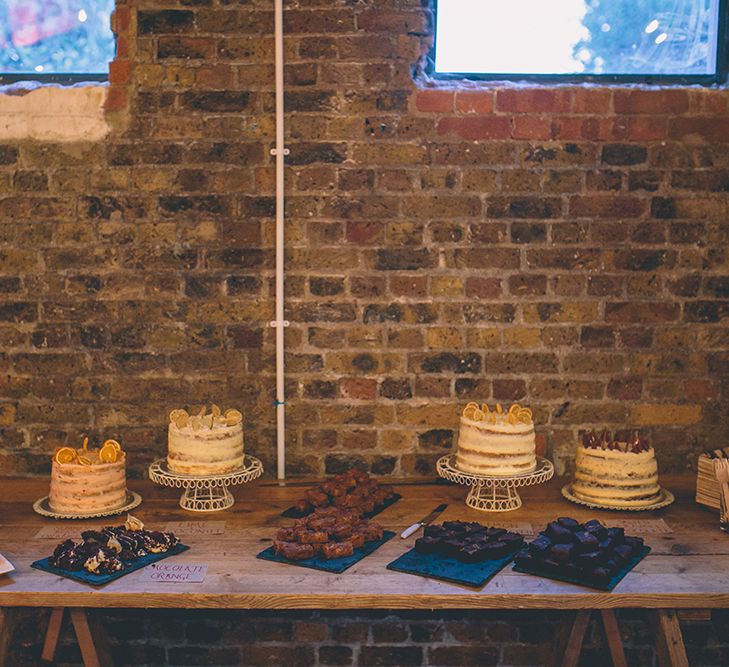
[481,403,490,414]
[99,443,119,463]
[463,405,477,419]
[507,412,518,425]
[169,409,187,423]
[102,439,122,452]
[77,455,93,466]
[197,405,206,417]
[175,413,189,429]
[55,447,77,465]
[211,404,221,418]
[224,409,243,425]
[508,403,521,415]
[495,403,503,414]
[472,408,485,421]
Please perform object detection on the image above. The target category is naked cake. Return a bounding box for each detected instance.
[167,405,244,475]
[49,438,127,515]
[455,402,537,476]
[571,431,661,508]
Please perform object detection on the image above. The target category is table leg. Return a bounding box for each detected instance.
[552,609,591,667]
[41,607,65,662]
[650,609,689,667]
[600,610,627,667]
[0,608,17,667]
[69,609,115,667]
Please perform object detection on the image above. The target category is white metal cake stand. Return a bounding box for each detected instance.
[148,455,263,513]
[437,454,554,512]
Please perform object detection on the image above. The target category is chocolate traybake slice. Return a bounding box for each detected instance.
[414,521,524,563]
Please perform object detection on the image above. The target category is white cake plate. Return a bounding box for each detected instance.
[437,454,554,512]
[561,484,675,512]
[148,456,263,513]
[32,491,142,520]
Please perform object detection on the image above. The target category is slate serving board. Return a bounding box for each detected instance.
[386,547,518,588]
[512,545,651,592]
[31,543,190,587]
[281,494,401,519]
[257,531,395,574]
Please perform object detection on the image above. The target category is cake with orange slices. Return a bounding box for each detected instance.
[455,403,537,476]
[167,405,244,475]
[49,438,127,514]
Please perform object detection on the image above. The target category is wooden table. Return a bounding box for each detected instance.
[0,475,723,666]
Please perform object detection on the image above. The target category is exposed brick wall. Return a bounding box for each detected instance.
[0,0,727,482]
[8,608,729,666]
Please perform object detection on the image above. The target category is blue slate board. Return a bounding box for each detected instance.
[386,548,518,588]
[512,545,651,592]
[281,494,402,519]
[31,543,190,587]
[257,531,395,574]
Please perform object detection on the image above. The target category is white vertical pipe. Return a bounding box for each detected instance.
[274,0,286,480]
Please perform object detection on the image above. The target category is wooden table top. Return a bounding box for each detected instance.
[0,475,726,610]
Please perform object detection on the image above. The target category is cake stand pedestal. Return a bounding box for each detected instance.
[436,454,554,512]
[148,455,263,513]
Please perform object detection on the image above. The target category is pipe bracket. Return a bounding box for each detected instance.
[270,148,290,156]
[269,320,290,327]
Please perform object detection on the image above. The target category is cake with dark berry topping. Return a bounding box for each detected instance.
[572,431,660,508]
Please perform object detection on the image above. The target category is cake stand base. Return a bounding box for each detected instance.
[466,482,524,512]
[148,456,263,513]
[437,454,554,513]
[180,484,235,513]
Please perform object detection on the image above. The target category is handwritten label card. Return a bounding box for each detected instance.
[35,526,99,539]
[498,522,534,536]
[164,521,226,536]
[141,563,208,583]
[604,518,672,534]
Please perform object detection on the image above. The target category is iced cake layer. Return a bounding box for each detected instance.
[168,420,244,475]
[572,444,661,508]
[456,414,537,476]
[49,456,127,514]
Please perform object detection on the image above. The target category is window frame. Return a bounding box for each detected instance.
[0,73,107,84]
[427,0,729,85]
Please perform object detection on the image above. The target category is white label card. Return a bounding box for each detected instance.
[141,563,208,583]
[603,518,672,534]
[164,521,226,536]
[497,522,534,535]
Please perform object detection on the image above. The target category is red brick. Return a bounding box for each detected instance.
[115,36,130,59]
[614,89,689,114]
[668,117,729,143]
[684,379,718,401]
[689,90,728,114]
[437,116,511,140]
[415,90,453,113]
[111,6,131,33]
[512,116,553,140]
[357,9,426,33]
[496,88,571,113]
[572,88,611,113]
[196,65,234,89]
[104,86,128,111]
[569,195,646,218]
[339,378,377,400]
[108,59,131,85]
[626,116,667,141]
[455,91,494,113]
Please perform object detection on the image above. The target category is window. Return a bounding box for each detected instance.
[431,0,727,83]
[0,0,116,82]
